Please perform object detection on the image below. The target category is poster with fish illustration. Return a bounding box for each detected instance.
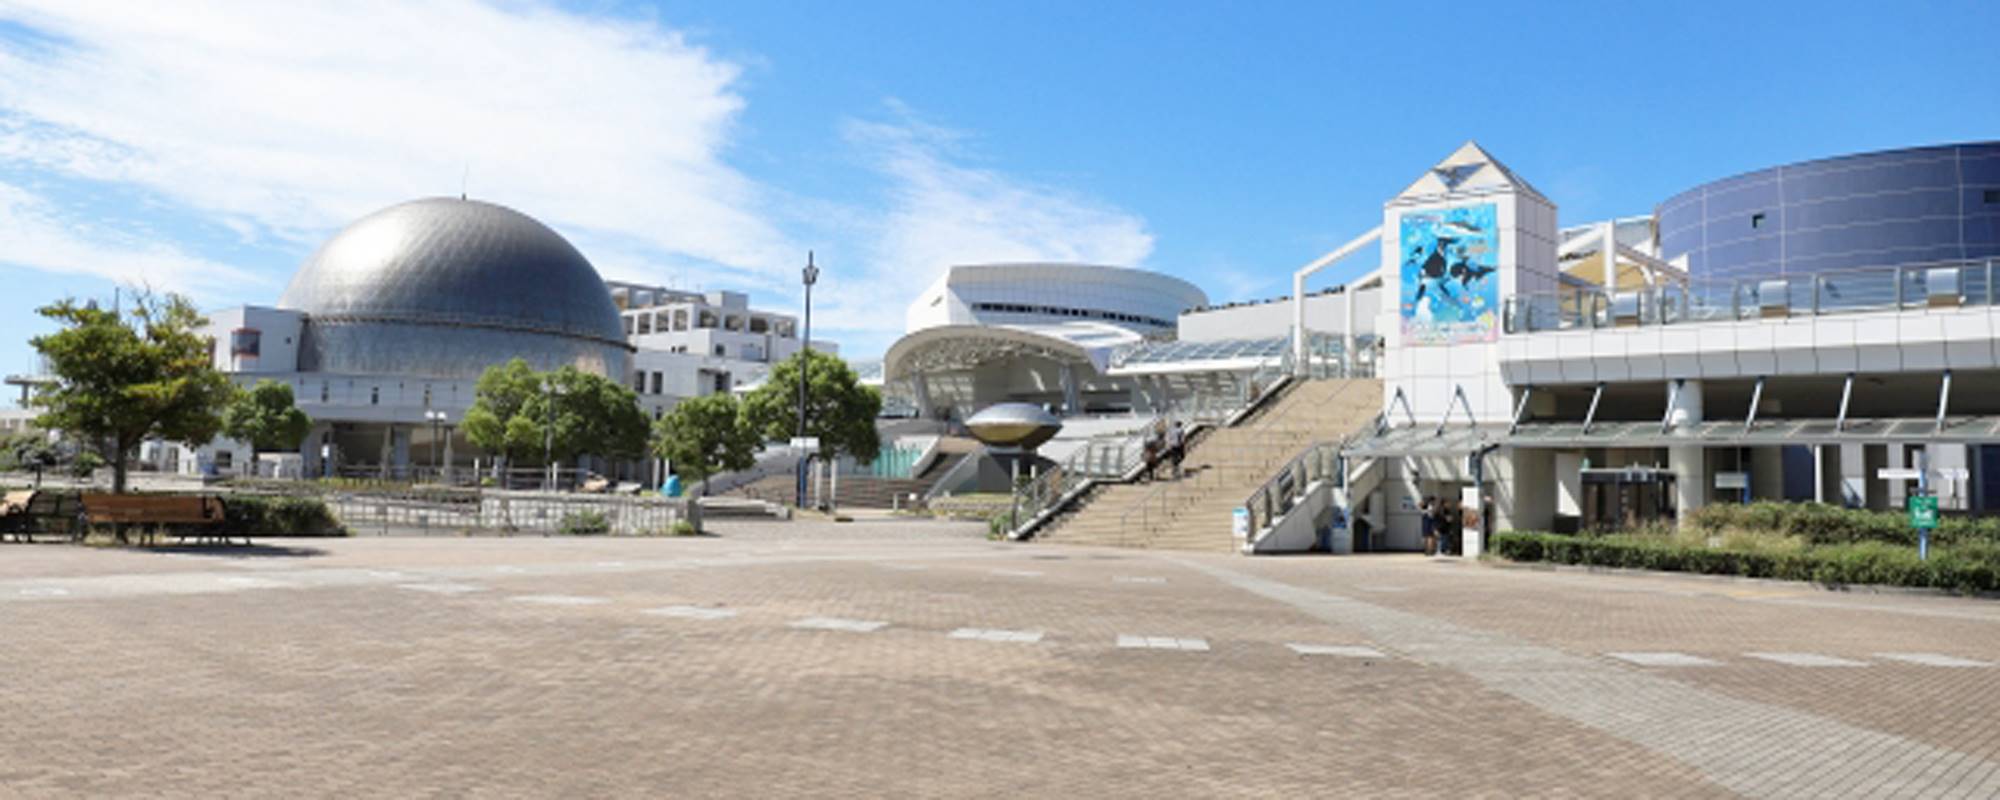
[1399,203,1499,345]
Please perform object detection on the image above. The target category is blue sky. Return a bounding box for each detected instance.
[0,0,1996,396]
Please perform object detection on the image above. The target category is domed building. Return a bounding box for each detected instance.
[149,197,817,483]
[278,198,632,379]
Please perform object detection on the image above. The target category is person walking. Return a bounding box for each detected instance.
[1140,421,1162,483]
[1419,495,1438,556]
[1166,421,1186,480]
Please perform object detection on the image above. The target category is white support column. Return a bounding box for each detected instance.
[1290,228,1381,373]
[1343,285,1356,377]
[1667,379,1706,522]
[1839,444,1867,508]
[1600,221,1618,289]
[1813,445,1826,504]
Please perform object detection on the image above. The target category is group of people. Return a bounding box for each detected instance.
[1139,420,1187,482]
[1418,494,1484,557]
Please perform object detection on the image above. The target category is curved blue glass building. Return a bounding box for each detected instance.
[1656,142,2000,279]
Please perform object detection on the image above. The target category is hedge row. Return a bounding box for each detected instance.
[1493,532,1999,594]
[1689,501,2000,548]
[222,494,348,536]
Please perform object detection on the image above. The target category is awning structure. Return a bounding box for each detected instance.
[1341,416,2000,460]
[1507,416,2000,447]
[1341,423,1509,459]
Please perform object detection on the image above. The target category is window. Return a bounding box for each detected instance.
[319,382,329,403]
[651,371,662,395]
[230,328,260,357]
[370,387,379,406]
[713,344,726,357]
[749,317,769,334]
[1750,212,1767,229]
[422,385,431,408]
[214,451,233,471]
[1985,189,2000,204]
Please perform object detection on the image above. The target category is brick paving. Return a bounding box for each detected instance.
[0,520,1994,796]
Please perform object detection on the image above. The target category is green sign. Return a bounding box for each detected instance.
[1909,495,1939,529]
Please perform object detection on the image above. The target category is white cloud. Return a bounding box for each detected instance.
[0,179,268,294]
[815,107,1156,346]
[0,0,796,279]
[0,4,1161,360]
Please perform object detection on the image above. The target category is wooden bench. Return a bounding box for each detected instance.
[80,494,238,545]
[0,490,87,543]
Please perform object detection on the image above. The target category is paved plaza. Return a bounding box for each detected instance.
[4,520,2000,797]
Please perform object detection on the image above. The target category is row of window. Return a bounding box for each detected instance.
[624,309,795,337]
[970,302,1173,328]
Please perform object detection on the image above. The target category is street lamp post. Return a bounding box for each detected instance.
[542,379,565,492]
[425,409,447,484]
[795,251,819,509]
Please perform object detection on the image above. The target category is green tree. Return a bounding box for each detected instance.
[651,392,758,495]
[461,358,544,469]
[527,366,650,464]
[30,292,233,494]
[462,359,649,472]
[741,349,882,464]
[221,379,313,469]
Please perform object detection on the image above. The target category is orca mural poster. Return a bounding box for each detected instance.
[1399,203,1499,345]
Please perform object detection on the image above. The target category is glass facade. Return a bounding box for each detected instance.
[1656,142,2000,279]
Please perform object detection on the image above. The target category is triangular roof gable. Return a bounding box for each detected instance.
[1393,141,1549,204]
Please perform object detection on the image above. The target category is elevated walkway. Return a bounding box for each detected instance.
[1036,378,1381,552]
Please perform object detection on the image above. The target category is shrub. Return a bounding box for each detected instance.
[1491,530,1999,593]
[223,494,347,536]
[559,510,610,535]
[668,519,698,536]
[69,450,104,479]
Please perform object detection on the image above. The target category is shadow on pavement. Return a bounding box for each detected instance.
[138,543,330,559]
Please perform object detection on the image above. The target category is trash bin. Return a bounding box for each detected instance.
[662,475,683,498]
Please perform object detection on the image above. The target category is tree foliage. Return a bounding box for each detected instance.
[30,292,233,493]
[221,379,313,458]
[650,392,758,492]
[461,359,649,466]
[741,350,882,463]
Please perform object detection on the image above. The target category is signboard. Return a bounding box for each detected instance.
[1908,495,1939,529]
[1934,467,1970,481]
[1398,203,1500,346]
[1231,507,1251,541]
[1713,472,1749,490]
[1877,468,1921,481]
[789,437,820,453]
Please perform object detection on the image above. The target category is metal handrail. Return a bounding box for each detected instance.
[1504,258,1998,334]
[1119,378,1357,543]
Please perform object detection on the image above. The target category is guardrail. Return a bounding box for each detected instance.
[1116,376,1331,542]
[1504,258,2000,334]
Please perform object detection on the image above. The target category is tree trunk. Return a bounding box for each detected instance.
[112,438,128,494]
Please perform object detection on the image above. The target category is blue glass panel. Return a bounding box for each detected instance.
[1703,168,1780,195]
[1782,158,1959,200]
[1659,226,1704,259]
[1787,244,1966,275]
[1963,213,2000,247]
[1961,154,2000,184]
[1785,217,1961,259]
[1705,180,1781,218]
[1785,188,1959,232]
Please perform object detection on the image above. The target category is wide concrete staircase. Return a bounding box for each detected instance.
[726,449,972,509]
[1037,378,1382,552]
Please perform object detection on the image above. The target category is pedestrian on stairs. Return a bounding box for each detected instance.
[1140,422,1162,483]
[1166,421,1186,480]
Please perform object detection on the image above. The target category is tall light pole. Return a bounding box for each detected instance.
[425,409,447,482]
[542,379,565,492]
[795,251,819,508]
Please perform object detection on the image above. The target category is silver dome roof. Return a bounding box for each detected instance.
[279,198,631,380]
